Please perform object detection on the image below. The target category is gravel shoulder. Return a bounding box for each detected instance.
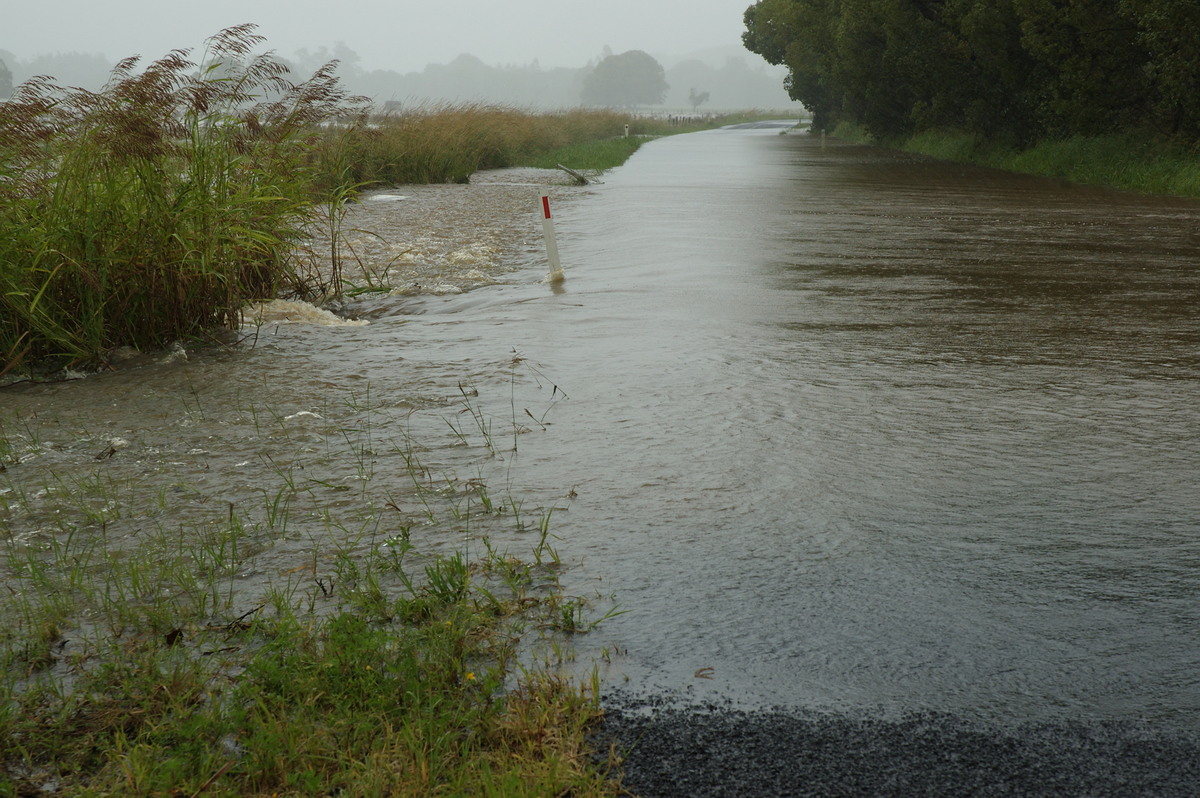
[595,693,1200,797]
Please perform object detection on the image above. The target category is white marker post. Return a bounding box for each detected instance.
[540,194,564,283]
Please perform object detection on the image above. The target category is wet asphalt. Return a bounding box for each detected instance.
[595,694,1200,797]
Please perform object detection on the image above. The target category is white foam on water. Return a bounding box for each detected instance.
[447,243,499,266]
[243,300,368,327]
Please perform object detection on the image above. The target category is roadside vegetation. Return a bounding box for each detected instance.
[745,0,1200,196]
[908,130,1200,197]
[0,378,623,795]
[0,25,364,379]
[0,24,765,380]
[827,124,1200,198]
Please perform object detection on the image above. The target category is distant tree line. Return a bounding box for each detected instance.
[742,0,1200,145]
[324,49,795,110]
[0,44,797,111]
[0,49,113,93]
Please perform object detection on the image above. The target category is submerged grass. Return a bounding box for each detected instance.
[0,385,623,795]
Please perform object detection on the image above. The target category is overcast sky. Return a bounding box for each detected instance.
[6,0,764,72]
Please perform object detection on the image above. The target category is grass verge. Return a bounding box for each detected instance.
[519,136,649,172]
[822,122,1200,197]
[898,129,1200,197]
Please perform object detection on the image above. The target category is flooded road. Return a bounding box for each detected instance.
[503,129,1200,728]
[4,126,1200,735]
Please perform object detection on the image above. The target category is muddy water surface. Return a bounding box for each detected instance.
[4,128,1200,731]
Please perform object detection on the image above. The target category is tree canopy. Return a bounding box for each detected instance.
[580,50,669,108]
[742,0,1200,145]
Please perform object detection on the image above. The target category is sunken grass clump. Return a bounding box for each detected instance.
[0,25,368,377]
[0,386,623,795]
[0,536,616,795]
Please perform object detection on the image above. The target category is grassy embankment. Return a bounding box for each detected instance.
[830,121,1200,197]
[0,24,751,380]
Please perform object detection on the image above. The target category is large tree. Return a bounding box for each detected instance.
[742,0,1185,145]
[1118,0,1200,138]
[580,50,668,107]
[1014,0,1148,135]
[744,0,839,129]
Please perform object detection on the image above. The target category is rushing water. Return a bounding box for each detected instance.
[4,126,1200,731]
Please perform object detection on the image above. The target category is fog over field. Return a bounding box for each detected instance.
[3,0,797,107]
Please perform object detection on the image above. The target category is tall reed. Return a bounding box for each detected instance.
[0,25,366,375]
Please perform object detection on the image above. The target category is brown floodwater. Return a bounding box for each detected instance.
[4,126,1200,728]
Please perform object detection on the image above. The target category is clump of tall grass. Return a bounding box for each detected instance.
[0,25,367,376]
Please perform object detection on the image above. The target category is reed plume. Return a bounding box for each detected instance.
[0,24,367,375]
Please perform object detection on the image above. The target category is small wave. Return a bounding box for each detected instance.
[243,300,368,327]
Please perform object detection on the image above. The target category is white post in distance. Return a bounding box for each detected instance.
[540,194,564,283]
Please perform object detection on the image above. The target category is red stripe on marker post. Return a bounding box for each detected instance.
[542,195,552,220]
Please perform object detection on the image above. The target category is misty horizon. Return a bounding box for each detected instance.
[1,38,778,78]
[4,1,772,75]
[1,37,799,110]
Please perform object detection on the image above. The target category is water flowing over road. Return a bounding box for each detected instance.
[6,125,1200,792]
[515,127,1200,727]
